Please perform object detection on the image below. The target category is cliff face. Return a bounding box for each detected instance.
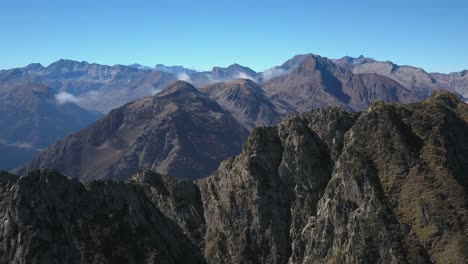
[197,107,358,263]
[1,92,467,264]
[299,92,468,264]
[0,170,206,264]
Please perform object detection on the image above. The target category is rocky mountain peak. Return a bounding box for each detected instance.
[292,54,319,76]
[156,80,200,97]
[24,63,45,71]
[227,63,255,73]
[336,55,376,67]
[210,64,257,79]
[46,59,90,71]
[424,90,464,108]
[293,54,341,76]
[154,64,196,74]
[222,78,262,93]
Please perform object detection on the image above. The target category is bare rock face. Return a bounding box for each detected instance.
[18,81,248,181]
[2,92,467,263]
[130,170,206,247]
[300,91,468,264]
[197,107,357,263]
[431,70,468,99]
[0,170,206,264]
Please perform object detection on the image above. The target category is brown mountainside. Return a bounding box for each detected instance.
[18,81,248,180]
[263,54,421,112]
[199,79,284,130]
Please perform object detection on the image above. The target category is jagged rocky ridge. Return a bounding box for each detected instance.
[1,91,467,263]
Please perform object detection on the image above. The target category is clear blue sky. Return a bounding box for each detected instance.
[1,0,467,73]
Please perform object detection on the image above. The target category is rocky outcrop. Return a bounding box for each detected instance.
[197,107,358,263]
[300,91,468,264]
[2,92,467,263]
[0,170,205,264]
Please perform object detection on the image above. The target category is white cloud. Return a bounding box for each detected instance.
[261,68,285,81]
[204,73,222,84]
[55,91,81,104]
[177,72,192,83]
[235,72,255,81]
[88,91,99,101]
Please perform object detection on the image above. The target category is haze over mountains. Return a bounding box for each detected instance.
[0,82,101,169]
[2,52,467,174]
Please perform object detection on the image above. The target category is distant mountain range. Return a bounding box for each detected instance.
[2,53,467,173]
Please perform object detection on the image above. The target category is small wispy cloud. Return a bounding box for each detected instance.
[177,72,192,83]
[87,90,100,100]
[235,72,256,81]
[55,91,81,104]
[261,68,285,81]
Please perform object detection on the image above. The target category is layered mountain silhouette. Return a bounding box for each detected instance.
[18,81,248,180]
[0,59,263,114]
[2,53,467,172]
[262,54,421,112]
[334,55,468,99]
[3,92,467,263]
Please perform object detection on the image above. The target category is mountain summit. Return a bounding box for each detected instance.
[18,81,248,180]
[263,54,420,112]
